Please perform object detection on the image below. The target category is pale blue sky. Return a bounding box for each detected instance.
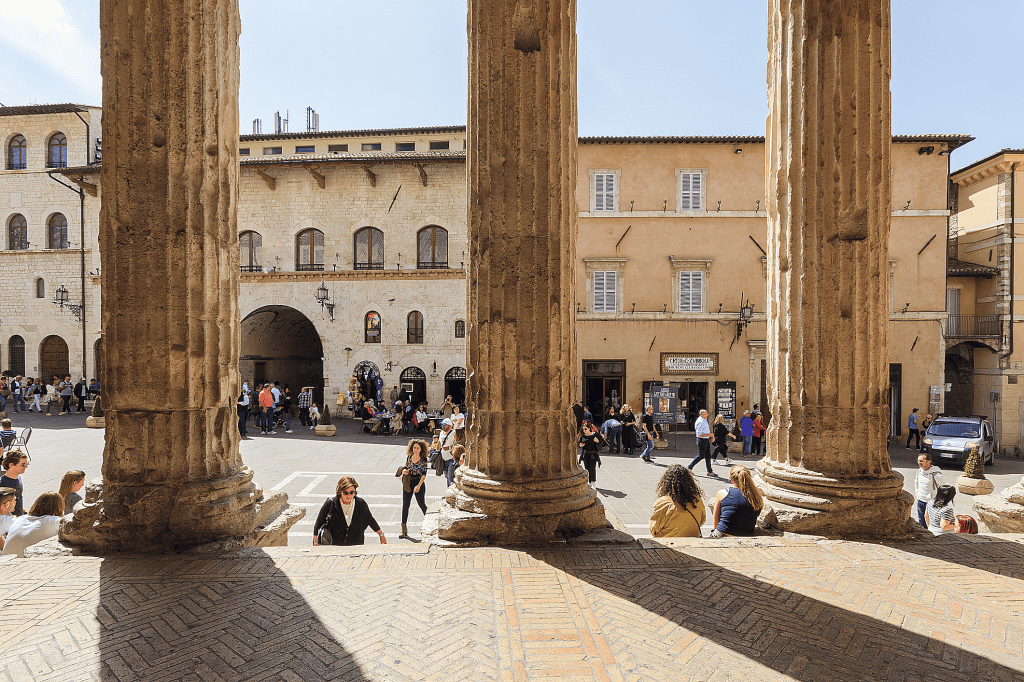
[1,0,1020,168]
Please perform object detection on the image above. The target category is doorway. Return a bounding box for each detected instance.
[40,335,69,383]
[676,382,708,431]
[889,363,902,439]
[583,360,625,424]
[444,366,467,408]
[401,366,427,407]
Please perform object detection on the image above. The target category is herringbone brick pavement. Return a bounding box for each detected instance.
[1,536,1024,681]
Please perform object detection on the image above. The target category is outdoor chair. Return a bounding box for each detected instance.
[6,426,31,459]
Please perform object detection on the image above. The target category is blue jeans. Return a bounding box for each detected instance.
[916,499,928,527]
[742,436,752,455]
[12,394,26,412]
[640,437,655,460]
[444,459,458,487]
[262,411,274,431]
[607,425,622,450]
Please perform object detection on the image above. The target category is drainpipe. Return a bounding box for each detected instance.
[46,171,87,381]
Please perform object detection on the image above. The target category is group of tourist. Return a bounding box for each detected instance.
[237,381,321,437]
[0,455,86,557]
[914,452,978,535]
[0,375,99,416]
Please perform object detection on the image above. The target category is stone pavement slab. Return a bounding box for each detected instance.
[2,535,1024,681]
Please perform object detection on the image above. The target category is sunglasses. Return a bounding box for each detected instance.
[341,489,356,496]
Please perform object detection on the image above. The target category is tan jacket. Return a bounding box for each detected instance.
[650,495,706,538]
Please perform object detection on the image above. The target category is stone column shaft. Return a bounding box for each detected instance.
[62,0,265,550]
[437,0,605,542]
[757,0,912,536]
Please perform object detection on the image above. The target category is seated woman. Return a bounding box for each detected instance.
[926,484,957,536]
[710,465,764,537]
[650,464,706,537]
[2,491,63,557]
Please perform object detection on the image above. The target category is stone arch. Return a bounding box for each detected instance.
[8,335,26,376]
[400,366,427,406]
[39,335,70,383]
[241,305,324,404]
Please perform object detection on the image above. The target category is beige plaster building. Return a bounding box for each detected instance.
[575,134,973,436]
[948,149,1024,454]
[2,105,468,410]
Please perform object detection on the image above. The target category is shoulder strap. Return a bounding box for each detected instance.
[683,505,703,538]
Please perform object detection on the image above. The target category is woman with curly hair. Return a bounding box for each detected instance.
[398,439,429,539]
[650,464,706,537]
[710,465,764,537]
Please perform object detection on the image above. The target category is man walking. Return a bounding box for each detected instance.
[639,405,658,463]
[438,418,458,486]
[297,386,312,427]
[914,453,946,527]
[74,378,89,412]
[906,408,921,450]
[259,384,276,435]
[10,376,25,413]
[687,409,715,476]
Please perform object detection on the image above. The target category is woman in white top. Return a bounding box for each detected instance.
[926,484,957,536]
[2,491,63,557]
[450,406,466,442]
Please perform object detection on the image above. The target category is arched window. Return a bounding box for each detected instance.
[48,213,69,249]
[7,135,26,170]
[48,133,67,168]
[239,231,262,271]
[417,226,448,269]
[455,320,466,338]
[295,228,324,271]
[365,311,381,343]
[8,214,28,250]
[353,227,384,270]
[8,336,25,376]
[36,278,45,298]
[407,311,424,344]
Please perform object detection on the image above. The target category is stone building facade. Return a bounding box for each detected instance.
[575,135,973,437]
[949,148,1024,454]
[0,110,469,412]
[0,104,102,383]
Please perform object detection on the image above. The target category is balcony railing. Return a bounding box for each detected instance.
[417,262,449,270]
[296,263,324,272]
[945,314,1000,338]
[353,262,384,270]
[240,265,262,272]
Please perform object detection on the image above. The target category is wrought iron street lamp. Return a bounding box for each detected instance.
[314,280,335,322]
[53,284,84,322]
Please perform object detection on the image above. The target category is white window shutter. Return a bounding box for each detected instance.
[593,271,617,312]
[680,172,702,211]
[679,271,703,312]
[594,174,614,212]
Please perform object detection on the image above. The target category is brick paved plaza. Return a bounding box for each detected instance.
[3,413,1024,680]
[3,534,1024,680]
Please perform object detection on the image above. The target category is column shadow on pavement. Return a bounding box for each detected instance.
[90,552,372,681]
[881,533,1024,581]
[531,544,1024,680]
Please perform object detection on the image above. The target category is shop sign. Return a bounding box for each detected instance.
[661,352,718,375]
[651,385,677,426]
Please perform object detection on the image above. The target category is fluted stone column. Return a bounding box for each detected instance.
[61,0,303,551]
[436,0,605,543]
[755,0,913,536]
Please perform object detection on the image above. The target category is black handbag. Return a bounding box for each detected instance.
[316,498,334,545]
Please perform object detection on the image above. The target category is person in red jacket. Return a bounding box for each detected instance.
[750,414,766,457]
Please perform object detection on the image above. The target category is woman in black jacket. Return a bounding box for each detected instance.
[313,476,386,546]
[619,405,638,455]
[578,423,603,488]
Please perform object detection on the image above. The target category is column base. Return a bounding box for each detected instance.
[755,461,913,538]
[432,468,607,544]
[59,468,305,553]
[973,481,1024,533]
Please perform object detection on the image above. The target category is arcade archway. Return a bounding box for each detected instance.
[241,306,324,404]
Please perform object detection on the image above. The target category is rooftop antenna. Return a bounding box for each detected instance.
[306,107,319,133]
[274,111,289,134]
[252,119,262,134]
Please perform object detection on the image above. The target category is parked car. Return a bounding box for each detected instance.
[922,415,995,467]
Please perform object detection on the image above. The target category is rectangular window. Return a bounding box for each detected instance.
[429,140,450,150]
[679,172,703,210]
[678,271,703,312]
[239,148,250,155]
[295,145,315,153]
[328,144,348,152]
[263,147,282,155]
[362,143,382,151]
[593,271,617,313]
[594,173,615,212]
[396,142,415,152]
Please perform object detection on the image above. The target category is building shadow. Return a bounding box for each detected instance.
[82,551,372,681]
[527,543,1024,680]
